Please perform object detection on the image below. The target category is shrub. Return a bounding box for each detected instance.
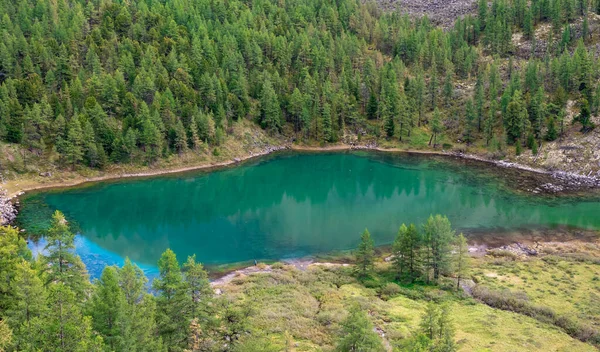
[472,285,600,345]
[379,283,401,300]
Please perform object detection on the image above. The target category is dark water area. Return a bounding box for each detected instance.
[18,151,600,278]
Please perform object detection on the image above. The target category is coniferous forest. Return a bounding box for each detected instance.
[0,0,599,170]
[2,0,600,350]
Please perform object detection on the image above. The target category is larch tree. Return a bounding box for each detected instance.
[355,229,376,279]
[422,215,455,283]
[260,78,282,134]
[43,210,90,299]
[336,305,384,352]
[153,249,191,352]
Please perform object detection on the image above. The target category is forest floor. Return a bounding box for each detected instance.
[210,237,600,351]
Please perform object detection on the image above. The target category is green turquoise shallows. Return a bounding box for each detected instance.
[19,152,600,268]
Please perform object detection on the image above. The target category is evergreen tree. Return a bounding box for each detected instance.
[392,224,421,281]
[336,305,384,352]
[61,117,84,170]
[576,98,594,132]
[153,249,191,351]
[6,260,47,350]
[443,70,454,108]
[355,229,375,279]
[367,92,378,120]
[117,259,164,352]
[43,211,89,299]
[422,215,455,283]
[29,283,103,352]
[0,226,29,312]
[464,100,476,145]
[545,116,558,141]
[260,79,282,133]
[182,255,212,321]
[88,266,124,350]
[505,90,527,144]
[419,303,456,351]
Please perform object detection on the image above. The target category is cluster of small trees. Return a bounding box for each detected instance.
[355,215,469,289]
[335,302,457,352]
[350,215,467,351]
[0,211,250,352]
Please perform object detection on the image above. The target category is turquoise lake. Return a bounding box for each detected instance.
[19,151,600,277]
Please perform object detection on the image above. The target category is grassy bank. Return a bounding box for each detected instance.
[212,240,600,351]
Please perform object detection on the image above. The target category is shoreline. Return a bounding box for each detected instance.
[4,143,600,199]
[209,234,599,286]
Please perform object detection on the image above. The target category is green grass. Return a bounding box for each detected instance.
[473,253,600,328]
[217,251,597,351]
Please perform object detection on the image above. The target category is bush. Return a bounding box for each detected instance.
[379,283,401,300]
[486,249,518,260]
[362,278,381,289]
[271,262,285,270]
[472,285,600,345]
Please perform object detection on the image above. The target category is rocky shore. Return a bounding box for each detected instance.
[451,151,600,193]
[5,141,600,207]
[0,189,17,225]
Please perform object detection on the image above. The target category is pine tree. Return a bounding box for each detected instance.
[367,92,378,120]
[422,215,455,283]
[62,117,84,170]
[153,249,191,351]
[188,117,201,151]
[289,88,305,132]
[43,211,89,298]
[0,319,11,352]
[392,224,421,281]
[88,266,124,350]
[576,98,594,132]
[336,305,384,352]
[355,229,375,279]
[6,259,47,350]
[545,116,558,141]
[182,255,212,320]
[29,283,103,351]
[505,90,527,144]
[443,70,454,108]
[464,99,476,145]
[322,102,333,142]
[478,0,488,30]
[0,226,29,312]
[117,259,164,352]
[419,303,456,351]
[260,78,281,133]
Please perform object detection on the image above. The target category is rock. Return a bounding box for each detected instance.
[0,189,17,225]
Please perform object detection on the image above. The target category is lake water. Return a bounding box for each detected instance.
[18,151,600,277]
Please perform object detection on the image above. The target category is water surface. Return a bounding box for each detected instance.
[19,151,600,276]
